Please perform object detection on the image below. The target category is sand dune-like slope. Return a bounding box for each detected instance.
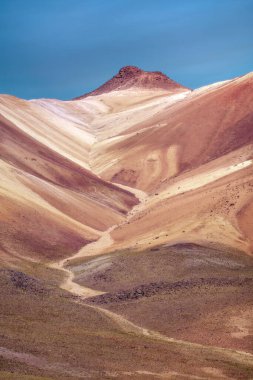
[111,154,253,253]
[73,69,253,255]
[92,73,253,192]
[0,94,138,262]
[2,67,252,261]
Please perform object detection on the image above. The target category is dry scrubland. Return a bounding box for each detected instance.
[0,67,253,379]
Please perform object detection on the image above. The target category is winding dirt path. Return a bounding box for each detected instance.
[49,183,147,297]
[84,303,253,367]
[48,183,253,368]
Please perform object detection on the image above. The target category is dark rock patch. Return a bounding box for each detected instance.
[1,269,49,295]
[87,277,253,305]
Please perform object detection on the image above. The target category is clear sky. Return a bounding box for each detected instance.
[0,0,253,99]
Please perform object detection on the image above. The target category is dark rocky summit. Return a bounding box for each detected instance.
[75,65,189,99]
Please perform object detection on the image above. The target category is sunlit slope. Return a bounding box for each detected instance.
[0,100,137,262]
[0,68,253,263]
[93,73,253,193]
[111,151,253,254]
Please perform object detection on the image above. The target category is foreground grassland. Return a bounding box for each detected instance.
[1,244,253,379]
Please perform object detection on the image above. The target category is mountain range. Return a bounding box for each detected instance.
[0,66,253,379]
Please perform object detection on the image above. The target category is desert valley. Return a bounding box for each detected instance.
[0,66,253,379]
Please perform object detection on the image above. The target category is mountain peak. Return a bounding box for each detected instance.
[117,66,142,76]
[75,66,189,99]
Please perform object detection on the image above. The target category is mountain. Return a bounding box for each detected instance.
[75,65,189,98]
[0,67,253,379]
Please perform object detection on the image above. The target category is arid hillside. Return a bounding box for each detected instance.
[0,67,253,379]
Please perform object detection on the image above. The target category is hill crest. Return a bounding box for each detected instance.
[75,65,189,99]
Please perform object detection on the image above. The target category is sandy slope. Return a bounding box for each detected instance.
[92,73,253,193]
[1,68,252,273]
[111,159,253,254]
[2,80,187,262]
[0,96,138,262]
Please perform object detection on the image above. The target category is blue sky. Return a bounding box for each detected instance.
[0,0,253,99]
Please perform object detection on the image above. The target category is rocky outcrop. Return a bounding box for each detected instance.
[75,65,189,98]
